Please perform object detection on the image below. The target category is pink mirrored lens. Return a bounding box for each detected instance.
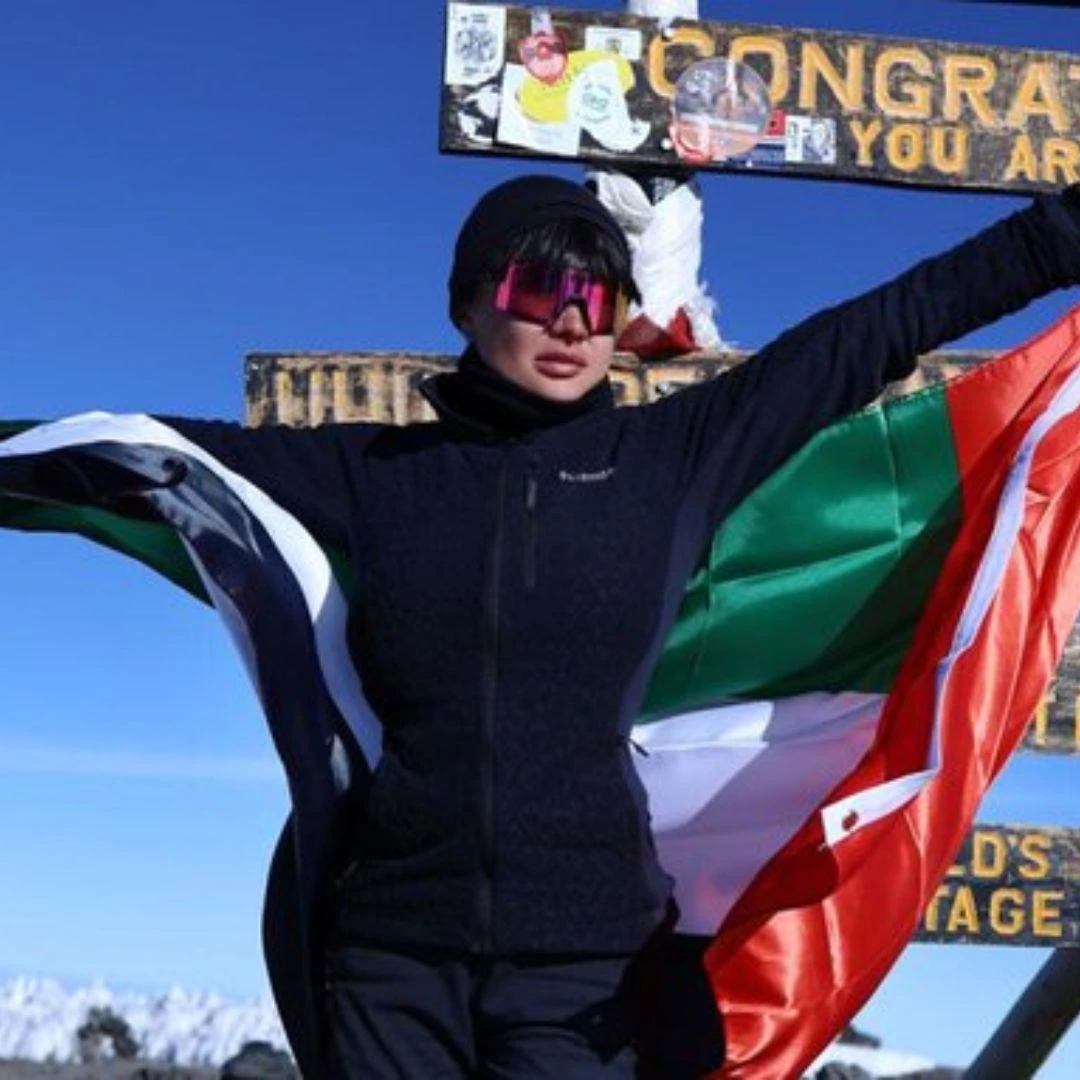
[494,263,620,334]
[558,270,612,331]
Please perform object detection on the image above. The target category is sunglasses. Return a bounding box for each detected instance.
[493,262,628,336]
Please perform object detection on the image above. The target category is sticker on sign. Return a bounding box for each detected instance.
[445,3,506,87]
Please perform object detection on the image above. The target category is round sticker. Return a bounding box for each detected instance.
[669,58,772,164]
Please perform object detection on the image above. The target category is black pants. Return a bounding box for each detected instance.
[325,936,726,1079]
[325,942,638,1078]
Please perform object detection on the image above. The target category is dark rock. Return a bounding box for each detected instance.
[814,1065,874,1080]
[219,1042,297,1080]
[889,1071,964,1079]
[133,1067,208,1080]
[0,1060,213,1079]
[76,1008,139,1063]
[838,1023,882,1049]
[134,1069,204,1080]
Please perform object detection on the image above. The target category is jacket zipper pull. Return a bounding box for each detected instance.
[524,464,539,591]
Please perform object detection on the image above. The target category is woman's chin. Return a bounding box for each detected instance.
[528,375,593,403]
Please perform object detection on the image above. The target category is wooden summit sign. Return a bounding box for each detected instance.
[440,3,1080,193]
[915,825,1079,948]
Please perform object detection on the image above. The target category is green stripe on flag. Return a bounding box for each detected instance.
[0,420,354,606]
[0,419,208,599]
[0,498,210,601]
[641,383,964,719]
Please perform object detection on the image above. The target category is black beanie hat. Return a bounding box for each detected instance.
[448,174,635,327]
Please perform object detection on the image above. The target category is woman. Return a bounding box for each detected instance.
[4,174,1080,1078]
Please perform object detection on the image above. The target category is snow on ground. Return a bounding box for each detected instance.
[806,1040,938,1077]
[0,974,942,1075]
[0,977,285,1066]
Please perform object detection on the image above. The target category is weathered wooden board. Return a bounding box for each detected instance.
[440,3,1080,193]
[915,825,1080,947]
[244,347,1080,755]
[243,346,987,426]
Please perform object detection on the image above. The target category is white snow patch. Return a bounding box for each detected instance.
[0,976,285,1066]
[0,974,943,1076]
[807,1040,938,1076]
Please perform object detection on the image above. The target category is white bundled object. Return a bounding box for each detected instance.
[589,169,722,349]
[627,0,699,19]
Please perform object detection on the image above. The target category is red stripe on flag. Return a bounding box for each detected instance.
[705,305,1080,1079]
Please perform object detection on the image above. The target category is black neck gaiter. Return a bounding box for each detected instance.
[420,349,615,440]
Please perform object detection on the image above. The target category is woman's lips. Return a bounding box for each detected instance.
[534,353,586,378]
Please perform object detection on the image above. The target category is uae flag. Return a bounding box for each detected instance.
[633,302,1080,1076]
[1,304,1080,1077]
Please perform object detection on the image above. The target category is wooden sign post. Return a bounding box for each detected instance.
[916,825,1080,947]
[441,3,1080,193]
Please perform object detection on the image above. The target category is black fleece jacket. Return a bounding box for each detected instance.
[170,188,1080,957]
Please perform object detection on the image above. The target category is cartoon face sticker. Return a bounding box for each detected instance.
[519,28,569,84]
[573,69,616,126]
[567,59,650,152]
[669,58,772,164]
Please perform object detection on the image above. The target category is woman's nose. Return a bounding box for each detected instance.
[548,300,591,339]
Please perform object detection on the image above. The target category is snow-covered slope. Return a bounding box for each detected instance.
[807,1040,938,1077]
[0,977,285,1065]
[0,975,943,1076]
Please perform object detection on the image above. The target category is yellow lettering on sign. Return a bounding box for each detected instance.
[273,371,295,425]
[849,118,882,166]
[931,126,970,176]
[989,888,1026,936]
[729,36,790,103]
[946,886,981,934]
[1019,832,1053,881]
[1033,889,1065,938]
[647,27,715,99]
[330,367,349,421]
[1004,134,1040,182]
[799,41,866,113]
[874,48,932,120]
[945,861,966,880]
[923,884,952,932]
[886,124,924,172]
[1032,695,1050,746]
[1006,62,1071,134]
[972,831,1008,879]
[943,55,999,128]
[1045,139,1080,187]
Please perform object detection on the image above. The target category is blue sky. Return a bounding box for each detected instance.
[0,0,1077,1073]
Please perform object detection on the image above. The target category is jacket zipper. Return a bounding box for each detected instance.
[523,461,539,591]
[478,456,509,952]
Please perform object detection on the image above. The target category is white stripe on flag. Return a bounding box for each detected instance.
[631,692,884,934]
[0,412,383,770]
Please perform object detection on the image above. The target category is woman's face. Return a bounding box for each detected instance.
[462,283,617,403]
